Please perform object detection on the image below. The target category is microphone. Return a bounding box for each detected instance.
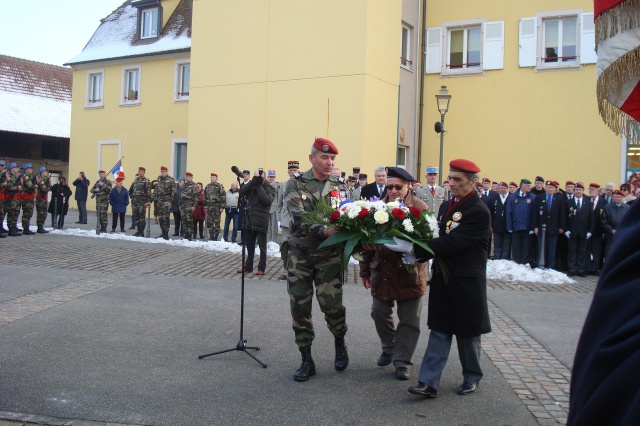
[231,166,244,178]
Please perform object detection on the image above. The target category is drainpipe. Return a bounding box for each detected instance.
[415,0,427,177]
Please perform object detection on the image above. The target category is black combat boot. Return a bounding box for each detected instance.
[8,227,21,237]
[163,230,169,240]
[100,226,107,233]
[334,337,349,371]
[37,226,49,234]
[294,345,316,382]
[0,225,8,233]
[22,227,35,235]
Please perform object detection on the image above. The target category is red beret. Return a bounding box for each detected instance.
[553,181,560,187]
[492,181,498,185]
[509,181,517,187]
[138,167,146,172]
[575,182,585,189]
[186,172,193,177]
[499,181,508,187]
[589,183,600,189]
[565,180,575,186]
[613,190,624,196]
[443,180,449,184]
[449,158,481,174]
[98,170,106,174]
[482,178,491,183]
[313,137,338,155]
[160,166,168,171]
[546,180,558,187]
[211,173,218,177]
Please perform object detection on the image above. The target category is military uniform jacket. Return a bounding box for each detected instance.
[284,169,350,243]
[36,177,51,199]
[506,190,536,232]
[5,172,21,198]
[490,194,509,233]
[277,179,292,227]
[131,177,151,205]
[95,178,112,201]
[590,196,607,238]
[180,181,199,209]
[531,193,567,235]
[415,185,448,213]
[204,182,225,206]
[566,197,594,238]
[155,175,176,202]
[21,174,36,195]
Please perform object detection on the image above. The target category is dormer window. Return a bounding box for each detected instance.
[141,8,159,39]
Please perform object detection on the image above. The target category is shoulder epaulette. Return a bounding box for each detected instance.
[293,172,303,179]
[337,177,345,184]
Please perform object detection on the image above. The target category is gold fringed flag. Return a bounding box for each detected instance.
[595,0,640,144]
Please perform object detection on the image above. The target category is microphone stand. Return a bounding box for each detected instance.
[199,174,266,368]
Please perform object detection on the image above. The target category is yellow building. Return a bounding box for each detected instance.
[67,0,629,210]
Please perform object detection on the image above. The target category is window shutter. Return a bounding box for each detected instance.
[483,21,504,70]
[519,17,536,67]
[580,12,597,64]
[426,27,442,74]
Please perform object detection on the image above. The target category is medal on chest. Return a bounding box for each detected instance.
[330,187,348,209]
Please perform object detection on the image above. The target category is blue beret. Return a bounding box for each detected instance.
[8,162,17,169]
[23,163,32,169]
[386,166,415,182]
[0,160,4,166]
[38,166,47,173]
[426,166,438,174]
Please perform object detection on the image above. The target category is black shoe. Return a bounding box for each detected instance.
[81,221,87,224]
[457,381,478,395]
[395,367,410,381]
[129,225,136,229]
[8,229,21,237]
[377,352,393,367]
[334,337,349,371]
[567,272,576,277]
[22,228,35,235]
[0,232,6,238]
[100,226,107,233]
[75,220,83,224]
[294,345,316,382]
[36,226,49,234]
[111,228,116,233]
[0,226,8,233]
[408,382,438,398]
[279,273,288,281]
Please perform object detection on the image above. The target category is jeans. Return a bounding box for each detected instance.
[223,209,239,242]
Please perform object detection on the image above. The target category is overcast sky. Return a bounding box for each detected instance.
[0,0,125,67]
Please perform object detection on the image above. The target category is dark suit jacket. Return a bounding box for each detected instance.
[566,197,593,238]
[531,193,567,235]
[417,193,492,337]
[590,196,607,238]
[568,199,640,425]
[480,190,498,208]
[359,182,387,200]
[490,194,508,233]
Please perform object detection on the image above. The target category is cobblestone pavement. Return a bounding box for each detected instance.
[0,234,596,425]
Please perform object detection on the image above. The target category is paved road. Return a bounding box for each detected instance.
[0,222,596,425]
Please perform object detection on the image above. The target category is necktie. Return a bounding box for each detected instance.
[430,187,435,196]
[577,199,581,210]
[379,185,383,196]
[547,195,552,209]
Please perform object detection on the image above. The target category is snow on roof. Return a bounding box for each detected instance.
[0,90,71,138]
[66,0,191,65]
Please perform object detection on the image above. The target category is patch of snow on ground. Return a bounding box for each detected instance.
[487,259,576,284]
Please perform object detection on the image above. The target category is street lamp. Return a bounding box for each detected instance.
[434,85,452,186]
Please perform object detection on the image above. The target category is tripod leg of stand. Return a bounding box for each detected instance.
[199,339,267,368]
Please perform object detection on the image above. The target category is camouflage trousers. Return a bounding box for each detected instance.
[206,205,222,238]
[180,204,194,237]
[5,198,20,229]
[96,198,109,227]
[36,198,48,226]
[0,195,5,222]
[132,203,147,231]
[21,198,35,227]
[157,200,172,232]
[287,245,347,347]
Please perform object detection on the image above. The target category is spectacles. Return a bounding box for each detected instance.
[385,184,405,191]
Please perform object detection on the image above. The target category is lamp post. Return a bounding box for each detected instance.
[435,85,452,186]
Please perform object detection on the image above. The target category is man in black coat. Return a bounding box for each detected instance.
[392,158,491,399]
[565,183,593,277]
[568,197,640,425]
[601,190,630,259]
[72,172,90,224]
[531,181,567,269]
[358,166,388,200]
[587,183,607,275]
[490,182,511,259]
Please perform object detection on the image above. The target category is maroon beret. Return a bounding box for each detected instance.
[613,190,624,196]
[211,173,218,177]
[575,182,585,189]
[449,158,481,174]
[498,181,508,187]
[482,178,491,183]
[565,180,575,186]
[98,170,106,174]
[138,166,146,172]
[160,166,168,171]
[589,183,600,189]
[186,172,193,177]
[313,137,338,155]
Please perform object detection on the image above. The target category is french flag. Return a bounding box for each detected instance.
[110,160,124,180]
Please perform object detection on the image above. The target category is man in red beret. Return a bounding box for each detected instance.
[283,137,351,382]
[565,182,594,276]
[204,172,225,241]
[155,166,176,240]
[587,183,607,275]
[130,167,151,237]
[531,181,567,269]
[491,182,512,260]
[180,172,199,241]
[93,169,112,233]
[389,158,491,398]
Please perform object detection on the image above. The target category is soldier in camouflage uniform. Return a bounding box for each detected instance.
[0,160,7,235]
[284,138,351,382]
[204,173,225,240]
[19,163,36,235]
[35,166,51,234]
[154,166,176,240]
[180,172,199,241]
[92,170,112,233]
[277,160,300,280]
[4,163,23,236]
[130,167,151,237]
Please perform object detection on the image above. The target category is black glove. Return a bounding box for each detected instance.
[252,176,264,185]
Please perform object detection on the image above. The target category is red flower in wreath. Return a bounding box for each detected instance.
[330,211,341,223]
[358,208,370,218]
[409,206,421,218]
[392,208,406,220]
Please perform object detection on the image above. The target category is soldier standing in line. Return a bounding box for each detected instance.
[93,170,112,233]
[180,172,198,241]
[19,163,36,235]
[5,163,23,236]
[0,160,8,235]
[277,160,299,280]
[415,166,448,213]
[267,169,279,243]
[35,166,51,234]
[154,166,176,240]
[284,138,351,382]
[130,167,151,237]
[204,172,225,241]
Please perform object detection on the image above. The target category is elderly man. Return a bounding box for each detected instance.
[531,181,567,269]
[603,183,615,204]
[491,182,511,260]
[360,167,388,200]
[566,183,593,277]
[415,166,448,213]
[506,179,535,265]
[360,167,429,381]
[266,169,279,242]
[602,190,630,258]
[284,137,350,382]
[391,158,491,398]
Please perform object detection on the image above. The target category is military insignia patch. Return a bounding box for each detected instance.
[452,212,462,221]
[302,194,307,200]
[514,198,519,204]
[322,144,329,152]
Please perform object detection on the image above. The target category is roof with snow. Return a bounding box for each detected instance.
[0,55,72,138]
[66,0,192,66]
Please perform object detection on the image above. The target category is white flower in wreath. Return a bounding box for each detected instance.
[426,214,439,238]
[354,200,367,208]
[369,200,386,211]
[374,210,389,224]
[347,206,362,219]
[402,218,414,233]
[386,201,400,210]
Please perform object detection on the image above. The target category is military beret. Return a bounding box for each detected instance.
[613,190,624,196]
[186,172,193,177]
[98,169,106,174]
[0,160,4,166]
[498,181,508,187]
[509,181,518,187]
[520,178,532,184]
[443,180,449,184]
[359,173,368,179]
[138,166,146,172]
[288,161,299,170]
[575,182,585,189]
[348,176,357,182]
[546,180,558,187]
[23,163,32,169]
[211,173,218,177]
[313,137,338,155]
[386,166,414,182]
[38,166,47,174]
[353,167,360,173]
[482,178,491,183]
[553,180,560,187]
[565,180,575,186]
[341,172,346,178]
[589,183,600,189]
[535,176,545,182]
[8,162,17,169]
[492,181,498,185]
[426,166,438,174]
[449,158,481,174]
[242,169,250,174]
[160,166,168,171]
[268,170,276,177]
